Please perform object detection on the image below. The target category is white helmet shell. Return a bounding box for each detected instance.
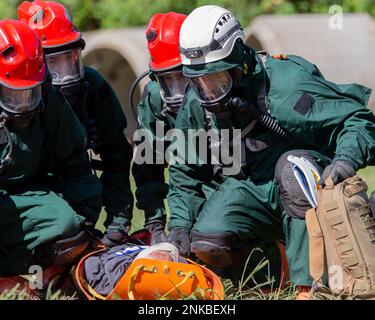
[180,5,245,66]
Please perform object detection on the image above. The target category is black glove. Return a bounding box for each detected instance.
[84,222,104,240]
[167,228,191,257]
[320,159,357,186]
[144,219,167,245]
[101,224,131,247]
[83,118,102,150]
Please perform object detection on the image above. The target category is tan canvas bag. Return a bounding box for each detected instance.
[306,175,375,297]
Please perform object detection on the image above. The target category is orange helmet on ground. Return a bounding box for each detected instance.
[74,248,224,300]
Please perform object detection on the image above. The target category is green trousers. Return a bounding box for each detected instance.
[192,176,312,286]
[0,184,85,276]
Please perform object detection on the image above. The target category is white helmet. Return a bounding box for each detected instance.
[180,5,245,66]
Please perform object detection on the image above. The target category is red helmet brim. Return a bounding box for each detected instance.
[0,63,47,90]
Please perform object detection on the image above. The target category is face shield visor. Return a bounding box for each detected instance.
[188,70,233,104]
[0,85,42,114]
[156,70,189,105]
[46,48,84,86]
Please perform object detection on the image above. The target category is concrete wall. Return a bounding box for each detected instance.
[82,14,375,140]
[83,28,149,140]
[245,13,375,109]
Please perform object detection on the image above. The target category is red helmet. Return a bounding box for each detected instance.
[146,12,187,72]
[18,0,81,49]
[0,19,46,89]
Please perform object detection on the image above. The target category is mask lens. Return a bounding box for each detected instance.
[156,71,188,104]
[46,48,84,85]
[0,85,42,114]
[189,70,233,103]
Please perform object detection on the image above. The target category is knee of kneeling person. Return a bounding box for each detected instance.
[275,150,323,220]
[190,231,248,268]
[275,150,320,179]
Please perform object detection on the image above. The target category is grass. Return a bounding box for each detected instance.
[96,167,375,233]
[95,170,170,233]
[2,167,375,300]
[358,167,375,195]
[91,167,375,301]
[1,252,299,301]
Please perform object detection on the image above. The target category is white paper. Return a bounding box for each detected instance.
[287,155,321,208]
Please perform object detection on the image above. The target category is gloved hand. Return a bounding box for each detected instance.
[84,221,104,240]
[320,159,357,186]
[167,228,191,258]
[101,224,131,247]
[144,219,167,245]
[82,118,102,150]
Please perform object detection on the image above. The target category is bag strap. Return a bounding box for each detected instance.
[324,176,335,190]
[307,178,338,284]
[306,207,325,283]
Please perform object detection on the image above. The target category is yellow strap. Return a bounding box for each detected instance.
[86,283,108,300]
[306,208,325,282]
[127,265,156,300]
[159,271,195,300]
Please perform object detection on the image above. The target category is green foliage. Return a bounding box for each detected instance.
[0,0,374,31]
[0,0,20,20]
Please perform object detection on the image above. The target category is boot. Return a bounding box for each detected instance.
[144,219,167,245]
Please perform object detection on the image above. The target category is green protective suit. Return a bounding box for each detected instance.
[0,86,102,276]
[73,66,134,231]
[168,42,375,286]
[133,80,176,222]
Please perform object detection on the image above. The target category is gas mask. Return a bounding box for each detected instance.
[45,47,85,107]
[0,84,44,173]
[155,69,189,116]
[0,84,44,130]
[187,69,241,119]
[189,65,294,144]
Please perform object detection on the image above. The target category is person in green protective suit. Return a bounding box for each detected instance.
[167,5,375,295]
[132,12,188,244]
[18,1,134,246]
[0,19,102,276]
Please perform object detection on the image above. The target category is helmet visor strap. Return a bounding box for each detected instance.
[0,85,42,114]
[156,71,188,104]
[189,70,233,103]
[46,48,84,86]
